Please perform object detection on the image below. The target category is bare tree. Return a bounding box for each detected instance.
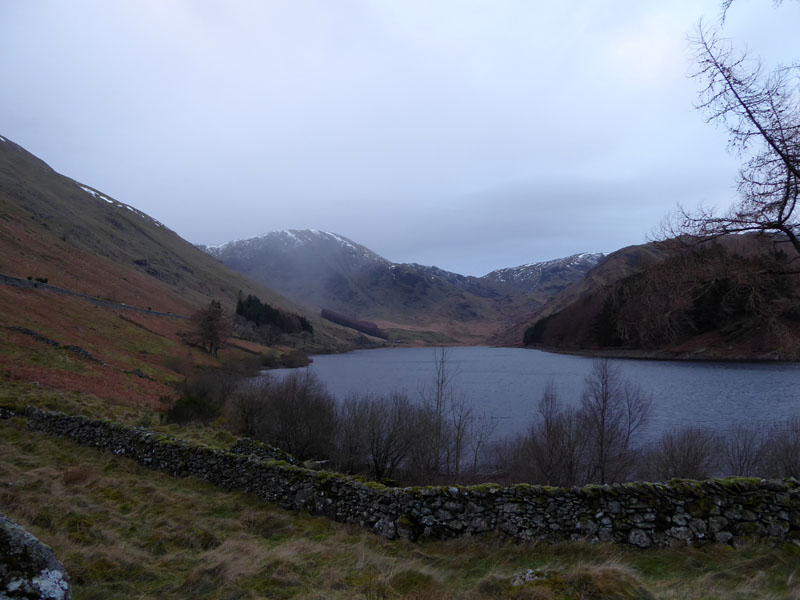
[416,347,470,480]
[232,371,336,461]
[581,360,651,484]
[362,392,418,481]
[226,377,272,438]
[643,427,720,481]
[467,411,497,479]
[721,423,766,476]
[667,13,800,254]
[495,383,590,487]
[761,416,800,478]
[334,393,370,474]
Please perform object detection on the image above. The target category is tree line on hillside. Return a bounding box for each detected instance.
[237,293,313,335]
[189,295,313,356]
[524,240,800,353]
[320,308,387,339]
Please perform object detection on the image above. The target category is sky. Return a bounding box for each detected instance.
[1,1,798,276]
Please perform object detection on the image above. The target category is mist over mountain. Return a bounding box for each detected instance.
[202,229,603,344]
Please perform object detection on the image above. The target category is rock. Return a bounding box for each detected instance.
[510,568,558,587]
[373,518,397,540]
[0,513,71,599]
[666,526,693,542]
[714,531,734,544]
[628,528,651,549]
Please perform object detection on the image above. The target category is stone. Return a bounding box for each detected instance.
[708,517,728,533]
[689,519,707,537]
[0,513,71,600]
[666,526,693,542]
[741,509,758,522]
[373,518,397,540]
[628,529,651,549]
[510,568,558,587]
[715,531,734,544]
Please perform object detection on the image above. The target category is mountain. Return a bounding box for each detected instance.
[521,236,800,360]
[203,229,604,344]
[480,253,606,299]
[0,135,356,406]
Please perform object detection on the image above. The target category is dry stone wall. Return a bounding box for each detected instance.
[24,407,800,549]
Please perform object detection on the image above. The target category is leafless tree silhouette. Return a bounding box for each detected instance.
[667,9,799,254]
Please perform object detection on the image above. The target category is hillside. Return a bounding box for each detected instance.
[204,230,603,344]
[0,135,358,404]
[522,236,800,360]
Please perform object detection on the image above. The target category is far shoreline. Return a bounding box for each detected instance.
[522,344,800,365]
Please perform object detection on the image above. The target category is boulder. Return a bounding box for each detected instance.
[0,514,71,600]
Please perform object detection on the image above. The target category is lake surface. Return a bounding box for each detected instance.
[269,347,800,444]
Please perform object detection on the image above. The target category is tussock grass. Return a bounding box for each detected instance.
[2,414,799,599]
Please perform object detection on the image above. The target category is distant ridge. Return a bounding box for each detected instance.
[204,228,604,344]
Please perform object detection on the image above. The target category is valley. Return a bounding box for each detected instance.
[202,229,604,345]
[3,1,800,597]
[2,135,800,600]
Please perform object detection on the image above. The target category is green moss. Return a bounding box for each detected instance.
[467,483,502,493]
[363,480,387,490]
[716,477,762,490]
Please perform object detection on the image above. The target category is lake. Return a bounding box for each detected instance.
[269,346,800,443]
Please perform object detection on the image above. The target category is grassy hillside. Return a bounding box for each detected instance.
[0,135,311,313]
[0,135,359,405]
[1,386,798,599]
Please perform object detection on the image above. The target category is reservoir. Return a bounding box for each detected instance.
[270,346,800,443]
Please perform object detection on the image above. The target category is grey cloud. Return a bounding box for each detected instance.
[0,0,796,277]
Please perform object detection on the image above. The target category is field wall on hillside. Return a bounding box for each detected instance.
[23,407,800,549]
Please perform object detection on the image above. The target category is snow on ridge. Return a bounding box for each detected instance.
[0,135,6,143]
[78,184,113,204]
[484,251,605,281]
[76,183,167,229]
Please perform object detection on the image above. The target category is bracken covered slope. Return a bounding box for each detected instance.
[0,135,356,404]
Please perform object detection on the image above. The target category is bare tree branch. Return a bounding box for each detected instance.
[662,17,800,254]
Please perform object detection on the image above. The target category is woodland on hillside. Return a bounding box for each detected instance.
[524,236,800,356]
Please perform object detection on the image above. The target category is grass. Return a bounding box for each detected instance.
[2,414,800,599]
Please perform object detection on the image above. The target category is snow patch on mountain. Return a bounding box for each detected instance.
[77,183,168,229]
[78,184,113,204]
[482,252,605,290]
[209,229,388,265]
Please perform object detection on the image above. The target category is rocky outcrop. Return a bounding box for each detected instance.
[24,407,800,549]
[0,513,71,600]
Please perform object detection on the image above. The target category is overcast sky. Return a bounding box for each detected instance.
[1,1,797,276]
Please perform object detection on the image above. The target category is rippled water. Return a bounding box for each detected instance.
[269,346,800,442]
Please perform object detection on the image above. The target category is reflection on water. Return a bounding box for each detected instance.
[269,347,800,442]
